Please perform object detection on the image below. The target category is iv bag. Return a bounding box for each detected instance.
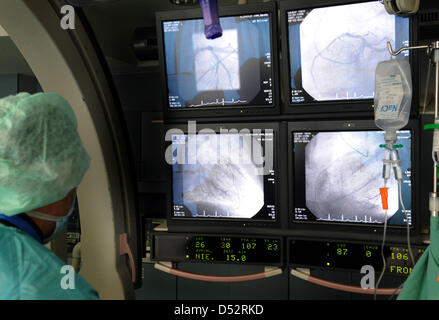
[374,58,412,135]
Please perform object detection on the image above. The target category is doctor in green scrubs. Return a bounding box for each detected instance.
[0,92,99,300]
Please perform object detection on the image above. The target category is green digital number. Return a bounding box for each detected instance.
[366,250,372,258]
[267,243,279,251]
[336,248,348,256]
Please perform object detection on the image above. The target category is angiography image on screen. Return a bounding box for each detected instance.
[292,130,412,226]
[287,1,409,103]
[163,13,273,109]
[171,131,276,220]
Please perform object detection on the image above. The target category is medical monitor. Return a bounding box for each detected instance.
[156,2,280,119]
[288,120,421,244]
[166,123,279,231]
[280,0,413,114]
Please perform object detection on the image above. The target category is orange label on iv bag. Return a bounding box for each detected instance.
[380,188,389,210]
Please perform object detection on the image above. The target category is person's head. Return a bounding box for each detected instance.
[0,92,90,240]
[27,188,77,242]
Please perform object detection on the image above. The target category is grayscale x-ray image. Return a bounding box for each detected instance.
[300,2,395,101]
[305,132,398,223]
[173,134,264,218]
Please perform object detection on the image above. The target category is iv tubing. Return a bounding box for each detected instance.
[399,180,415,266]
[374,209,388,300]
[435,55,438,120]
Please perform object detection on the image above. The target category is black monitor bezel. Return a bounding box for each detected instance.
[156,2,281,119]
[287,119,422,245]
[164,122,281,232]
[279,0,419,116]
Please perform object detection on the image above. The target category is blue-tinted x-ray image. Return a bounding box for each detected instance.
[163,13,274,109]
[287,1,409,103]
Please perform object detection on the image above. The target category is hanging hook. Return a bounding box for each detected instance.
[387,41,430,56]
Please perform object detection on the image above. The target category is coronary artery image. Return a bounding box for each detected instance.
[171,131,276,220]
[292,130,412,226]
[287,1,409,103]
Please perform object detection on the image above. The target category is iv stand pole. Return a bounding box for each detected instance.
[387,40,439,217]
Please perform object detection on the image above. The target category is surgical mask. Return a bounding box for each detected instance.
[26,194,77,244]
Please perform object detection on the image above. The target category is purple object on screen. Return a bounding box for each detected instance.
[199,0,223,39]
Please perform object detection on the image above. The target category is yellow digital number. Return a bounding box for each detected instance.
[221,242,231,249]
[242,242,257,250]
[267,243,279,251]
[195,241,205,249]
[391,252,409,260]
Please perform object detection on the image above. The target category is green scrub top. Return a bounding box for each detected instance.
[398,216,439,300]
[0,223,99,300]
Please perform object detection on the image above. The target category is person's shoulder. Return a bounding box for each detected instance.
[0,224,22,299]
[0,222,17,236]
[0,224,99,300]
[0,222,35,241]
[0,223,48,258]
[0,223,23,254]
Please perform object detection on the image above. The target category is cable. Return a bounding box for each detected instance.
[290,269,402,295]
[388,280,405,300]
[154,262,283,282]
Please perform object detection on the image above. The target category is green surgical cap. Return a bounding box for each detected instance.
[0,92,91,216]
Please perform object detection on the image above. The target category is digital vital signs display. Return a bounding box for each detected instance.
[152,233,282,266]
[289,239,425,275]
[187,235,281,264]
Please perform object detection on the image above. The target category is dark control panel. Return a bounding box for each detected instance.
[289,238,427,276]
